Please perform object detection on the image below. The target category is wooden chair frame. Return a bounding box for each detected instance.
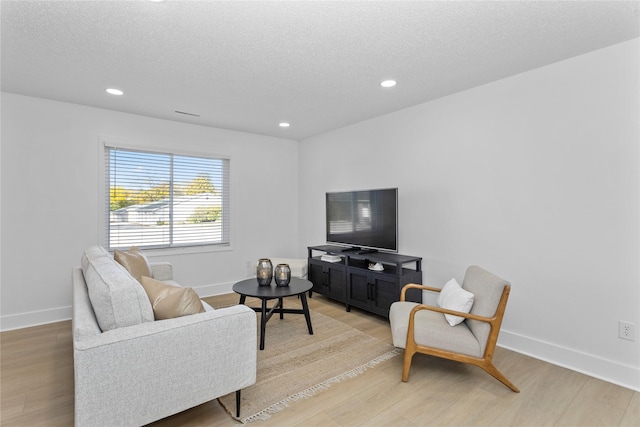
[399,283,519,392]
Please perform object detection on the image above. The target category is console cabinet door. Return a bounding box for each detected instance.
[347,270,405,316]
[309,260,346,303]
[347,269,371,312]
[308,260,326,295]
[325,264,346,303]
[370,274,400,317]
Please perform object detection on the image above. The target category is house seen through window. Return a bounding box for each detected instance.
[106,147,230,250]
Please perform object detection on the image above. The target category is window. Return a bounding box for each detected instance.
[105,146,230,250]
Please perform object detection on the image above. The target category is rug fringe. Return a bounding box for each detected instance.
[241,348,401,423]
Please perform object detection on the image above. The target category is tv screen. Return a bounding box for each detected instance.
[326,188,398,252]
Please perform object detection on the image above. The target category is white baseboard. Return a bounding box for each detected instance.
[498,330,640,392]
[193,281,235,298]
[0,306,72,331]
[0,281,236,332]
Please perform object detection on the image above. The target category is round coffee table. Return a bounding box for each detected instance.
[232,278,314,350]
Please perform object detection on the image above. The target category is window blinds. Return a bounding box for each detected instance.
[105,146,230,250]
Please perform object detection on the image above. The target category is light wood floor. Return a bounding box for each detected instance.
[2,293,639,426]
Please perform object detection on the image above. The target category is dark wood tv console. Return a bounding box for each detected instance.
[307,245,423,317]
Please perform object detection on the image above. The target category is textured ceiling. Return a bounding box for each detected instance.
[2,1,639,140]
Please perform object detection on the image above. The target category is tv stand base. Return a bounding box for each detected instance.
[340,247,378,255]
[355,249,378,255]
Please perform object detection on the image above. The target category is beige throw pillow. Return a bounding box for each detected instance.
[114,246,152,283]
[140,276,205,320]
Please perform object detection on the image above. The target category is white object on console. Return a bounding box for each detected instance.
[320,254,343,263]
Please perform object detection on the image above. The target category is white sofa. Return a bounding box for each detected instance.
[72,246,257,426]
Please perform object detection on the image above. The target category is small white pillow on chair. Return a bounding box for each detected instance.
[437,278,474,326]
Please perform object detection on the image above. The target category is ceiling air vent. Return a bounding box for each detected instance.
[174,111,200,117]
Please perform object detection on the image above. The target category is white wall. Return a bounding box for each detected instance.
[1,93,300,329]
[299,39,640,390]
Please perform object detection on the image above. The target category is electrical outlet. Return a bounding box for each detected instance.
[618,321,635,341]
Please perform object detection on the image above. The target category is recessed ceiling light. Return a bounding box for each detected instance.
[380,80,397,88]
[279,122,290,128]
[106,88,124,96]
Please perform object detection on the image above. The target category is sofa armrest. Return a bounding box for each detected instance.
[74,304,253,350]
[150,262,173,281]
[73,304,257,426]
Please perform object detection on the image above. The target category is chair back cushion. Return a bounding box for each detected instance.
[462,266,509,355]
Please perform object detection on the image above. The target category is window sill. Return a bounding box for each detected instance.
[130,244,233,258]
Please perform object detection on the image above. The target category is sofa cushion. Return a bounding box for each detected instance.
[114,246,152,283]
[81,246,154,332]
[140,276,205,320]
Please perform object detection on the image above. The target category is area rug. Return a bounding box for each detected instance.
[217,302,400,423]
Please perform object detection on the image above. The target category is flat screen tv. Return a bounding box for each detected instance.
[326,188,398,253]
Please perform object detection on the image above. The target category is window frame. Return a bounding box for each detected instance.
[100,140,231,253]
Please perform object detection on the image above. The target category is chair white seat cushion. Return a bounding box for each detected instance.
[389,301,481,358]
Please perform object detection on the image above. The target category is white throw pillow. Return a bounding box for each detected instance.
[437,278,474,326]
